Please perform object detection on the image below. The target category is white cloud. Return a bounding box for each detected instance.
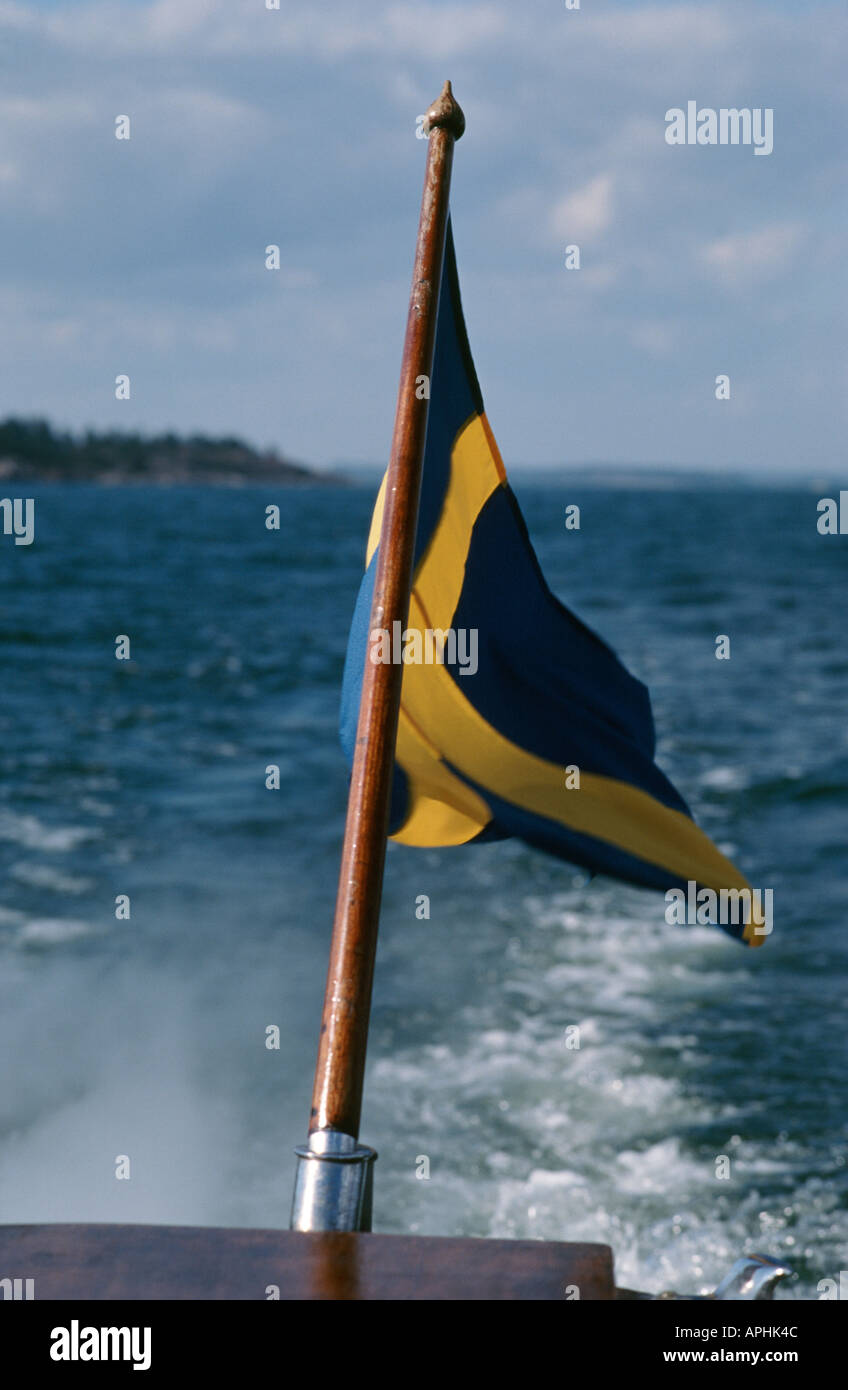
[581,265,619,291]
[550,174,614,242]
[384,3,507,55]
[29,0,508,60]
[699,223,805,287]
[17,0,730,66]
[628,320,678,356]
[584,5,732,51]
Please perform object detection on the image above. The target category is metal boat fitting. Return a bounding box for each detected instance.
[290,1130,377,1232]
[710,1253,795,1301]
[618,1252,795,1301]
[651,1253,795,1301]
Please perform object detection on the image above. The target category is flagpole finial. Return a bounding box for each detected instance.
[424,80,465,140]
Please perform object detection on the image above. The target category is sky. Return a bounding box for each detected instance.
[0,0,845,474]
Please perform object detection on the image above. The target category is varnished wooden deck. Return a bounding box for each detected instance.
[0,1225,616,1300]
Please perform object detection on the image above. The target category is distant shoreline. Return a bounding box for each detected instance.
[0,417,342,487]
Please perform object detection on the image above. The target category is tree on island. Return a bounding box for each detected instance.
[0,417,320,484]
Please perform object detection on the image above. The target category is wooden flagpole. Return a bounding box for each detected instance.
[288,84,466,1234]
[308,82,464,1144]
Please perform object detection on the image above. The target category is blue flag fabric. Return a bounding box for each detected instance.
[341,219,763,946]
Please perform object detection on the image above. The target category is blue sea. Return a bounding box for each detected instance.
[0,480,845,1298]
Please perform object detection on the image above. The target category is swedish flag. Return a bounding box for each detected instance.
[341,220,763,946]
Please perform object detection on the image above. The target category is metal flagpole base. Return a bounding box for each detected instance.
[290,1130,378,1232]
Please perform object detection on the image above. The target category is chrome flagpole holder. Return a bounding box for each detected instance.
[290,1130,377,1232]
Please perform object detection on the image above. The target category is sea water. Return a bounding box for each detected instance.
[0,481,845,1298]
